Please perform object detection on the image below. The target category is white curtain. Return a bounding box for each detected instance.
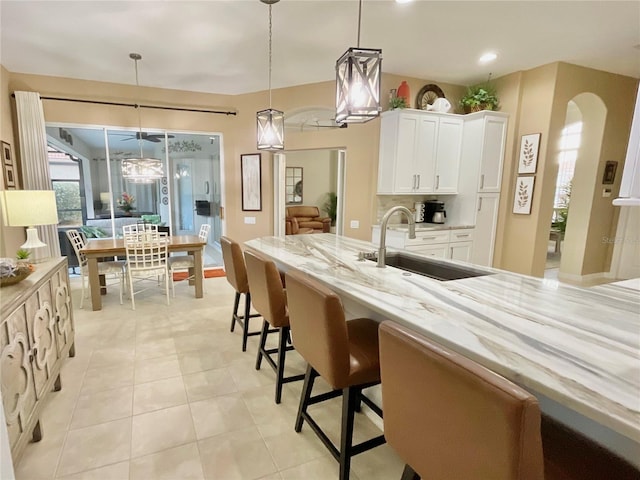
[14,91,61,260]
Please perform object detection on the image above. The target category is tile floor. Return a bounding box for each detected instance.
[14,274,404,480]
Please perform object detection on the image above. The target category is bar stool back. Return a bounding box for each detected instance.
[285,269,385,480]
[244,250,304,404]
[220,236,261,351]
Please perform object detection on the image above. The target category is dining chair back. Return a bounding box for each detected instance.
[66,229,126,308]
[167,224,211,296]
[122,223,159,239]
[124,231,170,310]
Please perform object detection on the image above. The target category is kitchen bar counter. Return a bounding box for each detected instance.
[245,234,640,463]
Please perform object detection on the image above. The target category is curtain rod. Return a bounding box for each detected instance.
[11,93,237,116]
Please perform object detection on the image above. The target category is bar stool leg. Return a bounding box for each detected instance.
[255,319,270,370]
[400,464,420,480]
[275,326,289,404]
[242,292,252,352]
[230,292,241,332]
[339,386,358,480]
[295,365,318,432]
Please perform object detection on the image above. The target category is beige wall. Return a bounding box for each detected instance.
[0,65,25,257]
[284,149,336,211]
[494,62,638,277]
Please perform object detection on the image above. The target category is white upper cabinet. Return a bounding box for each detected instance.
[477,114,508,192]
[377,110,462,195]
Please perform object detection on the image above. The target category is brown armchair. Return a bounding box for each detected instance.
[285,206,331,234]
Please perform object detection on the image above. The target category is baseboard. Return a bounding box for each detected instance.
[557,271,608,286]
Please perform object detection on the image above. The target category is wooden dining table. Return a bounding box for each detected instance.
[80,235,206,311]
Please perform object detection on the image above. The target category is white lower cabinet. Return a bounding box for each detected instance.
[372,227,474,261]
[471,193,500,267]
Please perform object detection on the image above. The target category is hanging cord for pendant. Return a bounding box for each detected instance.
[131,53,144,158]
[268,3,273,108]
[356,0,362,48]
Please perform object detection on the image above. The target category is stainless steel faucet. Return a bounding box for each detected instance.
[377,206,416,268]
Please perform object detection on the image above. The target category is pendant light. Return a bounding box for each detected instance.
[256,0,284,151]
[121,53,164,184]
[335,0,382,124]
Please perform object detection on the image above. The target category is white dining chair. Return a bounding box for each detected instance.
[124,231,170,310]
[66,229,126,308]
[167,224,210,297]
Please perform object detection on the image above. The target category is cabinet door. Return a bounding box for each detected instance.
[471,193,500,266]
[434,117,463,193]
[51,265,74,356]
[414,116,438,193]
[393,114,420,193]
[406,244,448,258]
[478,115,507,192]
[449,241,473,262]
[26,283,58,400]
[1,306,37,449]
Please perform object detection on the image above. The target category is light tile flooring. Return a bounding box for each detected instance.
[15,275,404,480]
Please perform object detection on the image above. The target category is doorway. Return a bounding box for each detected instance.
[273,149,346,237]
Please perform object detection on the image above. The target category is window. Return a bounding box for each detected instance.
[48,146,83,226]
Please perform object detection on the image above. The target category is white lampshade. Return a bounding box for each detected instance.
[1,190,59,249]
[122,158,163,184]
[335,47,382,124]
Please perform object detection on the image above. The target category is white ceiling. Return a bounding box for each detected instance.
[1,1,639,96]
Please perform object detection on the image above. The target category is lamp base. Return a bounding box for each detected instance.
[21,227,47,249]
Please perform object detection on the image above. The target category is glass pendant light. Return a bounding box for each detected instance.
[122,53,164,184]
[257,0,284,151]
[335,0,382,124]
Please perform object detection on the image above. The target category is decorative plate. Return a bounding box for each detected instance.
[416,84,446,110]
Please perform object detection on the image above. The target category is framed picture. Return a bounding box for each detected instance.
[517,133,541,174]
[602,160,618,185]
[241,153,262,211]
[1,141,17,190]
[513,176,535,215]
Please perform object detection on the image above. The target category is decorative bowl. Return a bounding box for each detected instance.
[0,265,32,287]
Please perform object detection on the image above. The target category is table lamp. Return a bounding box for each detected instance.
[1,190,59,249]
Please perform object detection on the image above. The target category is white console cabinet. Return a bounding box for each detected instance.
[0,257,75,465]
[377,110,463,195]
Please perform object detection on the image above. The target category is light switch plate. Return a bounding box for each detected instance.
[244,217,256,224]
[350,220,359,229]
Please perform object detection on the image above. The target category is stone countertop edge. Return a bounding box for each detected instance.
[244,233,640,450]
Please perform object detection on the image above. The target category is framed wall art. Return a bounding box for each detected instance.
[513,176,535,215]
[518,133,541,174]
[241,153,262,211]
[602,160,618,185]
[2,141,17,189]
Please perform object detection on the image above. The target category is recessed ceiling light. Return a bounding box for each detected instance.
[479,52,498,64]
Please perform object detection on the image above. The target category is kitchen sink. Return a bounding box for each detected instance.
[369,251,493,281]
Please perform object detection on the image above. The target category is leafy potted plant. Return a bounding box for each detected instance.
[459,84,500,113]
[323,192,338,227]
[389,96,408,110]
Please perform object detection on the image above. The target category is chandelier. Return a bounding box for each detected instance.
[122,53,164,184]
[335,0,382,124]
[256,0,284,151]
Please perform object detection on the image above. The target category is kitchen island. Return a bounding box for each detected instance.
[245,233,640,466]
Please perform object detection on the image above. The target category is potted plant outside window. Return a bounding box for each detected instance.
[460,84,500,113]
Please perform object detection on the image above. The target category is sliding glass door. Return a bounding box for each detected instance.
[46,125,223,267]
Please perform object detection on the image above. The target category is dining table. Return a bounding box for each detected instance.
[80,235,206,311]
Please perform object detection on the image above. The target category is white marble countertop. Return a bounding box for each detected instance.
[245,234,640,450]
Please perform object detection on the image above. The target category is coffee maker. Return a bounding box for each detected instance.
[424,200,446,224]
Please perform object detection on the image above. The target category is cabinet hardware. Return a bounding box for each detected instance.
[478,197,483,211]
[436,175,440,189]
[423,236,437,240]
[412,174,416,190]
[480,174,485,189]
[417,175,420,189]
[456,234,469,238]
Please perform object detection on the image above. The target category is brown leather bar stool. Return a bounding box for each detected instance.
[220,236,261,352]
[244,250,305,404]
[285,269,385,480]
[378,321,640,480]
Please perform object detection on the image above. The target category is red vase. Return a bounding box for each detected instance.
[397,81,411,107]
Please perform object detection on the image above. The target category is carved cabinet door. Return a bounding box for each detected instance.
[51,265,74,356]
[25,283,58,400]
[0,306,37,448]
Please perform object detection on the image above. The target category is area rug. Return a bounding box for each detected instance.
[172,269,226,281]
